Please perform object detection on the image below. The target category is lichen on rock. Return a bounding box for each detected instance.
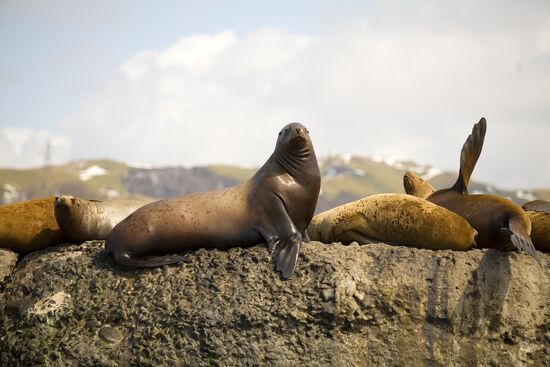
[0,240,549,366]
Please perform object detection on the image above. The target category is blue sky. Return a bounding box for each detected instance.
[1,1,550,189]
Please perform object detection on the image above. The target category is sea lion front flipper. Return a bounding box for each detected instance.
[522,200,550,214]
[452,117,487,194]
[259,194,304,279]
[269,233,302,279]
[508,216,541,266]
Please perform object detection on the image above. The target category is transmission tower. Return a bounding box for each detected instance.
[44,138,52,167]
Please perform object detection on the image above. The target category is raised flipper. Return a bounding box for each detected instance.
[269,233,302,279]
[522,200,550,214]
[112,251,186,268]
[508,216,541,266]
[451,118,487,194]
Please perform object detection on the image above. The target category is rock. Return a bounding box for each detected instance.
[0,240,549,366]
[98,326,124,344]
[0,248,17,285]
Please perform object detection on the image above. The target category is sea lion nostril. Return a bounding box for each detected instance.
[295,128,300,133]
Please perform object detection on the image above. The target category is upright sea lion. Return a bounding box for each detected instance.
[106,123,321,279]
[421,118,539,262]
[307,193,477,250]
[0,197,64,254]
[54,195,152,242]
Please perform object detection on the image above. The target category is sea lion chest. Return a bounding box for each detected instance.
[248,169,319,233]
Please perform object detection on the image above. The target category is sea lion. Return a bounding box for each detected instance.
[405,173,550,253]
[522,200,550,213]
[0,197,64,254]
[106,123,321,279]
[307,193,477,250]
[523,200,550,252]
[421,118,540,262]
[54,195,152,242]
[403,171,435,199]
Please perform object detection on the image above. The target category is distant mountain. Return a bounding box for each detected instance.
[1,156,548,214]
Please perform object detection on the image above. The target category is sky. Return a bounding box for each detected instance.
[1,0,549,189]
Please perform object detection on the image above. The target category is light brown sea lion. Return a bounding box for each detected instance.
[0,197,64,254]
[307,193,477,250]
[403,171,435,199]
[106,123,321,279]
[421,118,540,263]
[523,200,550,252]
[54,195,152,242]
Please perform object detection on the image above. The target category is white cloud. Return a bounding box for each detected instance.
[0,127,72,168]
[5,1,550,188]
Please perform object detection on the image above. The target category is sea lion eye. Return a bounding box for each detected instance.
[306,129,309,134]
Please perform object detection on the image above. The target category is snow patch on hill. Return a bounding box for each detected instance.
[79,165,107,181]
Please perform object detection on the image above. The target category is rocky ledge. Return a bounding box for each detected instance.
[0,241,549,366]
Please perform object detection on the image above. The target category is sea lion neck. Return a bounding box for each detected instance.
[273,142,319,179]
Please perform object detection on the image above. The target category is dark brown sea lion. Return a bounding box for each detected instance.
[0,197,64,254]
[522,200,550,213]
[422,118,539,262]
[405,173,550,253]
[54,195,152,242]
[307,193,477,250]
[106,123,321,279]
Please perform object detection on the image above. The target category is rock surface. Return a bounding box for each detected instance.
[0,241,549,366]
[0,248,18,285]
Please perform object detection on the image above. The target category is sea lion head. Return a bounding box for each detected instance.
[276,122,312,153]
[403,171,435,199]
[54,195,78,212]
[54,195,86,225]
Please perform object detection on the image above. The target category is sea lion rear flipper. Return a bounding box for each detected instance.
[269,233,302,280]
[508,216,541,266]
[112,251,186,268]
[522,200,550,214]
[452,117,487,194]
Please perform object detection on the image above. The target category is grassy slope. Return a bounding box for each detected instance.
[1,157,548,205]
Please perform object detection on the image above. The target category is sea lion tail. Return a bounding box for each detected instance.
[452,117,487,194]
[112,251,186,268]
[270,234,302,280]
[508,216,542,266]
